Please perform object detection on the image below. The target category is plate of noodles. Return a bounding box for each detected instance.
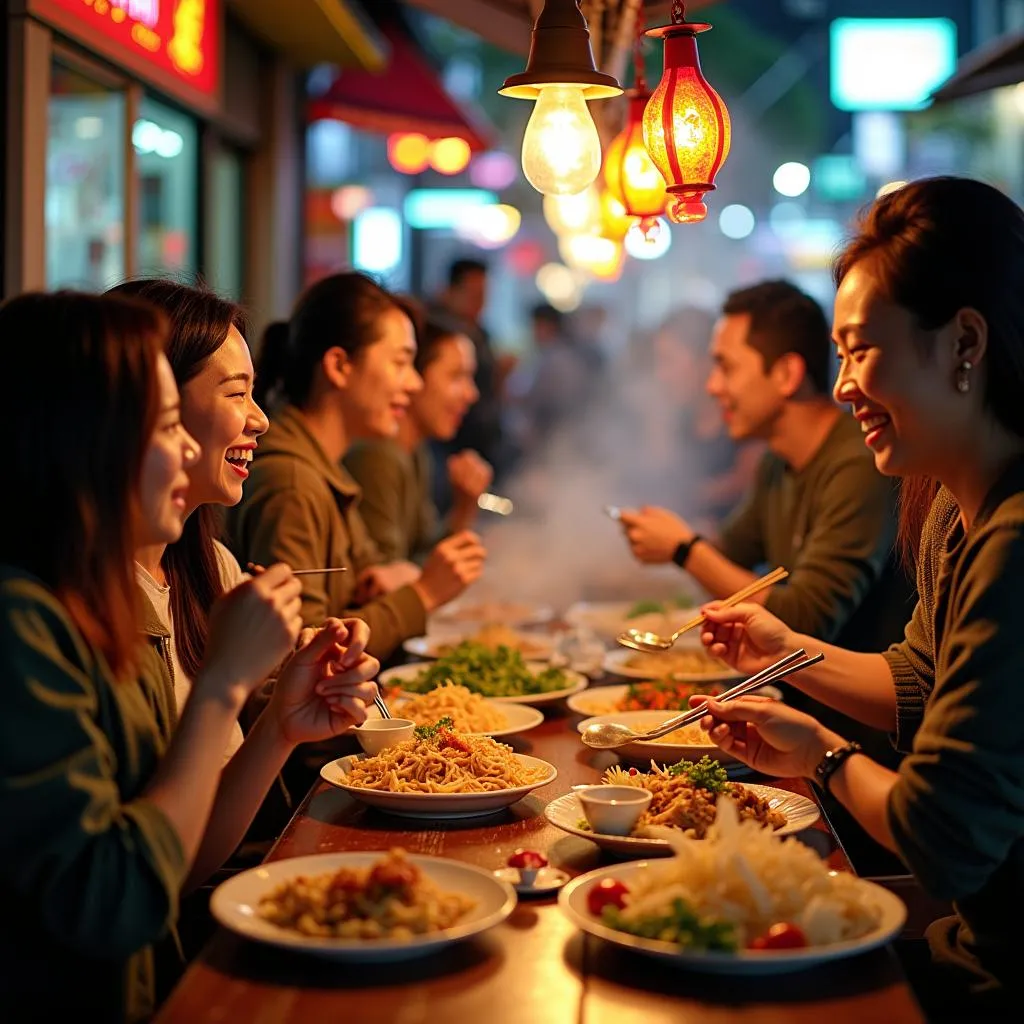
[404,625,556,662]
[566,682,782,718]
[379,644,588,706]
[574,711,741,764]
[545,757,819,855]
[603,647,743,683]
[373,683,545,738]
[432,599,555,628]
[321,721,557,817]
[559,798,904,973]
[211,848,516,962]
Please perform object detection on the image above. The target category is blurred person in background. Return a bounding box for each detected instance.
[430,258,512,491]
[505,302,591,461]
[346,309,492,562]
[694,177,1024,1018]
[230,272,486,663]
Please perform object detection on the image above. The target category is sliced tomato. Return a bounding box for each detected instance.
[586,878,629,916]
[748,922,808,950]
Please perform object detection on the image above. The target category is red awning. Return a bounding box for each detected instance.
[308,23,495,151]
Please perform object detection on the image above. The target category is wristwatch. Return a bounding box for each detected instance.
[672,534,704,568]
[814,741,863,795]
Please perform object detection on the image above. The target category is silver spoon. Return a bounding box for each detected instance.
[617,566,788,652]
[581,649,822,749]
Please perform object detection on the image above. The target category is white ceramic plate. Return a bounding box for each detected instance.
[564,601,701,643]
[559,861,906,974]
[565,684,783,719]
[602,647,743,683]
[432,600,555,628]
[404,632,557,662]
[379,661,588,706]
[574,711,739,765]
[545,787,820,856]
[211,852,516,962]
[366,697,545,739]
[321,753,557,818]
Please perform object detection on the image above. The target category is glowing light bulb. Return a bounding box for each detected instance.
[521,85,602,196]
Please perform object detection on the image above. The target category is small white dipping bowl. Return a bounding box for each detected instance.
[576,785,653,836]
[355,718,415,756]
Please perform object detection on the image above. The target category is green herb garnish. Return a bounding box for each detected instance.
[603,898,738,951]
[413,716,455,740]
[666,755,730,793]
[626,599,665,619]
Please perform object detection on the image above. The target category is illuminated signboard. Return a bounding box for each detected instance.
[33,0,219,104]
[830,18,957,112]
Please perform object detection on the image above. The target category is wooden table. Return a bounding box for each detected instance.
[158,701,924,1023]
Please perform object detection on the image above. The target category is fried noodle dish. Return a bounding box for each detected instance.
[345,718,549,793]
[258,848,474,940]
[391,682,508,733]
[603,756,786,838]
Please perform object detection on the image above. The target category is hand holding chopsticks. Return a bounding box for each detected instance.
[617,566,788,652]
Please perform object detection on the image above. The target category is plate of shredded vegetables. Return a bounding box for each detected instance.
[559,798,903,973]
[380,642,588,705]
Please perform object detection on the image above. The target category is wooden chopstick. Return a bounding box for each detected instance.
[658,566,790,640]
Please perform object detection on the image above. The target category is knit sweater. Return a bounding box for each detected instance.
[884,463,1024,992]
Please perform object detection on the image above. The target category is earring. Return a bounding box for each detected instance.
[956,360,973,394]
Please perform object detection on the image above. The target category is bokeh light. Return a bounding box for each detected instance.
[719,203,756,240]
[773,161,811,197]
[388,133,431,174]
[429,137,472,176]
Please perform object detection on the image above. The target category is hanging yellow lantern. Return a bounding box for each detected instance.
[598,188,633,243]
[604,91,669,237]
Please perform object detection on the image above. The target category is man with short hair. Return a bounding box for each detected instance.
[620,279,908,654]
[430,258,504,475]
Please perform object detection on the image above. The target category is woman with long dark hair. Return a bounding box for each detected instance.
[690,177,1024,1013]
[230,271,487,660]
[345,309,492,562]
[0,291,379,1020]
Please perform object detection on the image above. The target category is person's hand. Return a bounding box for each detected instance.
[355,562,421,602]
[618,506,693,564]
[699,601,798,677]
[269,618,380,744]
[448,450,493,506]
[201,564,303,704]
[688,694,840,779]
[413,531,487,611]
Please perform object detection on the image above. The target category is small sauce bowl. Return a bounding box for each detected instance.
[576,785,653,836]
[355,718,415,756]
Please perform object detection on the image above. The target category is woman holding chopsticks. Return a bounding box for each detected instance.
[695,177,1024,1016]
[0,291,380,1022]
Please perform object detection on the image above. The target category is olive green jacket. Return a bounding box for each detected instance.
[883,462,1024,993]
[0,569,187,1022]
[344,439,440,562]
[225,404,427,659]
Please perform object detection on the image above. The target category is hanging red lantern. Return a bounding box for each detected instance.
[603,10,668,239]
[642,3,730,224]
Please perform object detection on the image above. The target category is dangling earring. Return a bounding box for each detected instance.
[956,360,973,394]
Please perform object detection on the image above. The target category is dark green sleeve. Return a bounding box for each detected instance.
[887,523,1024,901]
[716,465,766,568]
[763,456,895,640]
[232,485,334,625]
[0,586,186,958]
[882,595,934,752]
[344,444,410,562]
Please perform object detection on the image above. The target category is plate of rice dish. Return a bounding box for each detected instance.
[212,848,516,962]
[321,718,557,817]
[558,798,905,973]
[545,757,818,856]
[574,710,740,764]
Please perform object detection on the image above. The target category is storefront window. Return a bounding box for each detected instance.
[206,146,245,300]
[46,61,126,289]
[135,96,199,276]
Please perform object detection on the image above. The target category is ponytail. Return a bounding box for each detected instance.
[254,320,290,409]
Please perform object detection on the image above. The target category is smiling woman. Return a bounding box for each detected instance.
[108,279,268,757]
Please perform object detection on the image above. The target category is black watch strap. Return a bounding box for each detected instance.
[672,534,703,568]
[814,741,863,795]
